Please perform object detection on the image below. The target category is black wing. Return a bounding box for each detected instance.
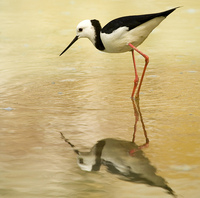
[101,7,178,34]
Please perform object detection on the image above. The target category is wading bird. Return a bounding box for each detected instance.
[60,7,178,98]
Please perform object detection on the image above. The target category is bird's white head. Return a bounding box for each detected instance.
[76,20,95,40]
[59,20,96,56]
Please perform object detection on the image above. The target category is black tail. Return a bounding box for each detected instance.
[161,7,180,17]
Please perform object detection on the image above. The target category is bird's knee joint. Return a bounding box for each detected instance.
[145,56,149,64]
[134,77,139,84]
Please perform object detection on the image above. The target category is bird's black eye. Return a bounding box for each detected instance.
[78,28,83,32]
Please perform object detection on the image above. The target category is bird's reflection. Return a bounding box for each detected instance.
[60,99,176,197]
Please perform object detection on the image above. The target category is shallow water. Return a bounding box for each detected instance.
[0,0,200,197]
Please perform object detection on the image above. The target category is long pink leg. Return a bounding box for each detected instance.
[128,43,149,98]
[131,50,139,98]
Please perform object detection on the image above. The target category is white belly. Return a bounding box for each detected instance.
[101,16,165,53]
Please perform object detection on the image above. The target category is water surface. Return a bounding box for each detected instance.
[0,0,200,197]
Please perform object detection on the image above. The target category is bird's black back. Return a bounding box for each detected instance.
[102,7,178,34]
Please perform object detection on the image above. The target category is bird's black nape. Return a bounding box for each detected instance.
[91,19,105,51]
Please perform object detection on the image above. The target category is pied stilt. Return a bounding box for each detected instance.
[60,7,178,98]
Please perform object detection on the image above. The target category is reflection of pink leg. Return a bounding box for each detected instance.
[138,139,149,150]
[128,43,149,98]
[129,140,149,156]
[130,50,139,98]
[131,98,139,143]
[137,100,149,145]
[129,99,149,156]
[132,118,138,143]
[129,149,137,156]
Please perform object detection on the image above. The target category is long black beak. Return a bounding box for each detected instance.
[59,35,79,56]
